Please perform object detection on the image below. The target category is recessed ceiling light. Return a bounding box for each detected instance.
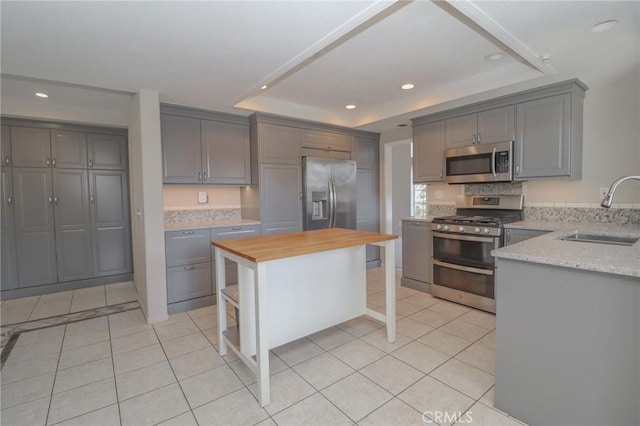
[260,85,268,90]
[401,83,415,90]
[345,104,356,110]
[484,52,506,62]
[589,19,619,33]
[35,92,49,98]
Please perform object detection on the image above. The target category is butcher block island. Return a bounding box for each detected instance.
[212,228,398,407]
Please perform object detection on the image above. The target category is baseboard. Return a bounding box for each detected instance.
[401,276,431,293]
[167,295,217,315]
[1,273,134,300]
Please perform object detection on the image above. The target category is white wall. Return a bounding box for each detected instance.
[129,91,168,323]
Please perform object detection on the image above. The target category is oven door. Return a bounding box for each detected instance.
[432,232,497,269]
[431,260,496,313]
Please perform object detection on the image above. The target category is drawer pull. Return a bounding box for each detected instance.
[182,230,195,235]
[183,265,195,270]
[231,226,242,231]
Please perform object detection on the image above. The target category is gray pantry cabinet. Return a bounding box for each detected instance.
[0,119,132,299]
[160,105,251,185]
[411,79,586,183]
[401,220,432,292]
[259,163,303,235]
[1,167,18,289]
[353,134,381,266]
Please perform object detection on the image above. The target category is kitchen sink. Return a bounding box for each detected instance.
[559,232,639,246]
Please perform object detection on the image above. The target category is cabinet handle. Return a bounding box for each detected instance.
[516,164,520,176]
[471,134,476,145]
[182,230,195,235]
[198,171,202,182]
[89,159,94,168]
[203,171,208,181]
[477,133,481,143]
[48,196,53,204]
[54,196,59,205]
[231,226,241,231]
[4,156,9,165]
[90,196,95,204]
[299,192,303,199]
[7,195,12,206]
[52,158,56,167]
[506,229,511,243]
[183,265,195,271]
[46,158,51,166]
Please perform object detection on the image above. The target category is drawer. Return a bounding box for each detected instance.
[165,229,211,267]
[166,262,212,303]
[210,224,260,259]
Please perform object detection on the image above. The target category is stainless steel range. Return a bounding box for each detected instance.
[430,195,524,313]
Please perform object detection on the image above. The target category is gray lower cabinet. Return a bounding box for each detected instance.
[89,170,132,276]
[167,262,212,304]
[401,220,432,291]
[259,163,302,235]
[87,133,128,170]
[165,229,210,267]
[53,169,93,282]
[1,168,18,289]
[505,228,551,246]
[13,167,58,287]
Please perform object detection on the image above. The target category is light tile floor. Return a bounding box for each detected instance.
[0,269,527,425]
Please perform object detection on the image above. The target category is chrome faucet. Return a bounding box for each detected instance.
[600,175,640,208]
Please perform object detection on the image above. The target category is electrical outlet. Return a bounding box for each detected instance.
[600,187,609,199]
[198,191,208,204]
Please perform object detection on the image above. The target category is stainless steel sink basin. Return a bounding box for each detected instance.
[560,232,639,246]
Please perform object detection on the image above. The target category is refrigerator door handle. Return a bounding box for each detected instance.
[330,177,337,228]
[327,179,333,228]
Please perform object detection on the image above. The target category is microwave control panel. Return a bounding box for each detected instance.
[496,151,510,173]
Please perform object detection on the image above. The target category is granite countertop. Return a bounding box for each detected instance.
[164,219,261,231]
[493,222,640,277]
[402,216,436,222]
[504,220,568,231]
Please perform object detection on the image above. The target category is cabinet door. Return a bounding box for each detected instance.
[413,121,444,182]
[161,114,202,183]
[11,127,51,168]
[165,229,211,267]
[90,170,132,276]
[167,262,212,303]
[1,168,18,289]
[301,129,351,152]
[477,106,515,144]
[13,168,57,287]
[505,228,550,246]
[53,169,93,281]
[516,94,571,178]
[1,125,11,167]
[356,169,380,264]
[202,120,251,184]
[51,130,87,169]
[445,113,477,148]
[257,123,300,165]
[402,221,431,283]
[260,164,302,235]
[352,135,378,169]
[87,133,128,170]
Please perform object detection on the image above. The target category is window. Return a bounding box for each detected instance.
[413,183,427,217]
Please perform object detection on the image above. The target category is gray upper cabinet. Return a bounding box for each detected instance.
[52,130,88,169]
[89,170,132,276]
[202,120,250,185]
[257,123,301,165]
[446,106,514,148]
[413,120,445,183]
[515,93,573,178]
[352,135,378,169]
[87,133,128,170]
[301,129,351,152]
[161,114,202,183]
[13,167,58,287]
[53,169,93,281]
[1,168,18,289]
[260,163,302,235]
[11,127,52,168]
[1,125,10,167]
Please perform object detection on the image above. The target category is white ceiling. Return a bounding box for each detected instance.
[1,1,638,134]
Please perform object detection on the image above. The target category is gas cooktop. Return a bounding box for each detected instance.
[432,215,522,226]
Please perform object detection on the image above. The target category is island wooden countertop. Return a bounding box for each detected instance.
[212,228,397,263]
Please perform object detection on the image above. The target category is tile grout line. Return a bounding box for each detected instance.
[44,323,67,426]
[106,313,124,426]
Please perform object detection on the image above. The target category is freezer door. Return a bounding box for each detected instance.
[302,157,331,230]
[332,160,357,230]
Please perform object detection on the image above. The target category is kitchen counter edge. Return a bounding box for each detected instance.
[165,219,261,232]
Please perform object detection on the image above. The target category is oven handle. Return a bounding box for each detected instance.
[491,147,497,177]
[432,231,496,243]
[433,259,494,276]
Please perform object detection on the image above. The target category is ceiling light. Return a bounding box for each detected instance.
[35,92,49,98]
[401,83,415,90]
[260,85,268,90]
[345,104,356,110]
[589,19,619,33]
[484,52,505,62]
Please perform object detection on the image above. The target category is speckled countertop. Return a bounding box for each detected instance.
[402,216,436,222]
[493,222,640,277]
[164,219,260,232]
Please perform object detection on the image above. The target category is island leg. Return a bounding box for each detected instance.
[383,240,396,343]
[254,262,270,406]
[215,247,228,355]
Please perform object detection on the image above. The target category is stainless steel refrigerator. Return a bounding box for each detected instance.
[302,157,357,230]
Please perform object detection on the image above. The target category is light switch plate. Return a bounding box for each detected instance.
[198,191,208,204]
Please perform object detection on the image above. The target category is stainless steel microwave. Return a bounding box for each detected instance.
[444,140,513,184]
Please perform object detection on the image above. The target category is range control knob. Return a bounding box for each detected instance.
[474,227,481,233]
[436,224,442,230]
[458,226,465,232]
[483,228,490,234]
[443,225,450,231]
